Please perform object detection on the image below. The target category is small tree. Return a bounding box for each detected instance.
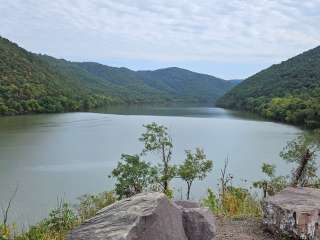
[253,163,287,198]
[110,154,157,199]
[219,158,233,198]
[178,148,213,200]
[139,122,176,194]
[280,130,320,187]
[202,188,218,213]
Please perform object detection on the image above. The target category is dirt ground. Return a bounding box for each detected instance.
[215,216,277,240]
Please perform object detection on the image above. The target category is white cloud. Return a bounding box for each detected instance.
[0,0,320,74]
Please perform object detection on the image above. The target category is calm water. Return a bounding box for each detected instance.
[0,105,301,227]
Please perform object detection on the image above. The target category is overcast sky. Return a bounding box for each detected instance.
[1,0,320,79]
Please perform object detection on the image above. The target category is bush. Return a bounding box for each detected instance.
[201,188,219,213]
[202,187,262,219]
[76,191,116,222]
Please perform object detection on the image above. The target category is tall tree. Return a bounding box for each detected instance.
[139,122,176,194]
[178,148,213,200]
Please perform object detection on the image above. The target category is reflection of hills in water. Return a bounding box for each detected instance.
[0,114,113,133]
[0,105,290,135]
[94,104,267,122]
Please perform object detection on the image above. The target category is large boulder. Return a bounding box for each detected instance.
[69,192,216,240]
[69,192,187,240]
[175,200,216,240]
[263,187,320,239]
[181,208,216,240]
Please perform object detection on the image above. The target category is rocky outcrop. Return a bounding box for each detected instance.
[175,200,216,240]
[263,187,320,240]
[69,192,216,240]
[181,208,216,240]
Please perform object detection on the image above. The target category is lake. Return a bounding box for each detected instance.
[0,105,301,227]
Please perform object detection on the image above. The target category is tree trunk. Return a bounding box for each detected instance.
[187,182,192,200]
[263,182,267,198]
[162,144,168,192]
[292,149,312,187]
[164,181,168,192]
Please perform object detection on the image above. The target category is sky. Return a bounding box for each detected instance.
[1,0,320,79]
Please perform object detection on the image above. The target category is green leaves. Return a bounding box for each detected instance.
[261,163,275,178]
[179,148,213,182]
[110,154,157,199]
[139,122,173,153]
[253,163,287,198]
[217,45,320,129]
[139,122,174,193]
[178,148,213,199]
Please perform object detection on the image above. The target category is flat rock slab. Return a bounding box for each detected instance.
[215,217,275,240]
[263,187,320,239]
[69,192,187,240]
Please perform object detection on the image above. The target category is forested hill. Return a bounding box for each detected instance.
[0,37,118,115]
[217,45,320,128]
[137,67,234,102]
[0,36,236,115]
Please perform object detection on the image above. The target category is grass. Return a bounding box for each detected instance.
[202,187,262,219]
[1,191,116,240]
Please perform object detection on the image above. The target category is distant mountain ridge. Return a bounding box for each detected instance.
[217,45,320,128]
[0,36,237,115]
[228,79,243,85]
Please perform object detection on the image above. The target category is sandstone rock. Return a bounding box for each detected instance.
[263,187,320,240]
[69,192,187,240]
[181,207,216,240]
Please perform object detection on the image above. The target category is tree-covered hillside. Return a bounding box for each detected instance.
[77,64,236,103]
[75,62,171,103]
[0,37,116,115]
[138,67,236,103]
[217,46,320,128]
[0,36,237,115]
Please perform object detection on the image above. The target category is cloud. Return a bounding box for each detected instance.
[1,0,320,76]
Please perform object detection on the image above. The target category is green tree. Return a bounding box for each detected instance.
[178,148,213,200]
[280,130,320,187]
[110,154,157,199]
[253,163,287,198]
[139,122,176,194]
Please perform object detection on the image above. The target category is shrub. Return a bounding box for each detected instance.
[76,191,116,222]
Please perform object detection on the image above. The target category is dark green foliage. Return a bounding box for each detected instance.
[0,36,116,115]
[0,36,236,116]
[138,67,236,103]
[110,154,157,199]
[217,45,320,128]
